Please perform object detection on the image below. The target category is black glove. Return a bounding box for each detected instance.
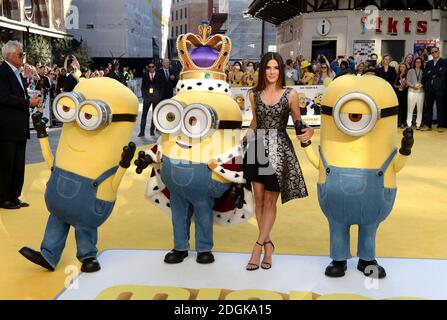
[232,183,245,209]
[32,112,48,138]
[119,142,136,168]
[134,151,154,174]
[399,127,414,156]
[294,120,312,148]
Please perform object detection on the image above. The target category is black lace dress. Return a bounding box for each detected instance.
[243,88,308,204]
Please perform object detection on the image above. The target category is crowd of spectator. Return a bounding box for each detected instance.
[226,48,445,131]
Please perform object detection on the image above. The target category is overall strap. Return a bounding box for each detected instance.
[318,146,330,170]
[377,148,398,176]
[92,166,119,187]
[51,155,57,172]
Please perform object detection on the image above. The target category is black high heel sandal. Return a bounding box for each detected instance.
[246,241,264,271]
[261,241,275,270]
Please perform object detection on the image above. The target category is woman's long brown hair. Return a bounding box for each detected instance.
[254,52,286,93]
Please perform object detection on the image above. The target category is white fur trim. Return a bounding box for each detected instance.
[145,165,254,227]
[146,149,158,163]
[176,79,231,95]
[214,187,255,226]
[213,165,246,184]
[214,144,244,164]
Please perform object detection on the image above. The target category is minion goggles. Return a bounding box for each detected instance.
[153,99,242,139]
[321,93,399,137]
[52,92,137,131]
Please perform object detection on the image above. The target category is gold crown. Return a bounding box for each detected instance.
[176,21,231,82]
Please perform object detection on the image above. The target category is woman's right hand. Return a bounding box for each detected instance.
[297,127,314,143]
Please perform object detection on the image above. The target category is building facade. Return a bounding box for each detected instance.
[249,0,447,63]
[277,7,447,63]
[223,0,276,61]
[0,0,72,44]
[168,0,276,62]
[167,0,216,59]
[69,0,162,59]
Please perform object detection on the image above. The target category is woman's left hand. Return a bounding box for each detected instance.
[297,127,314,143]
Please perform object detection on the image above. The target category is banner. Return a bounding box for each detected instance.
[353,40,376,64]
[232,86,325,127]
[414,40,439,55]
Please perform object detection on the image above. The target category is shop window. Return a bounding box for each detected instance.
[312,40,337,63]
[52,0,64,30]
[25,0,50,28]
[381,40,405,63]
[2,0,21,21]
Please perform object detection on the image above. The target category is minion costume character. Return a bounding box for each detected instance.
[19,78,138,272]
[135,21,254,265]
[300,75,414,278]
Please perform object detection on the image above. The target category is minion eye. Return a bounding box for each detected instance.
[55,103,76,122]
[76,100,111,131]
[349,114,362,122]
[53,92,85,123]
[333,93,378,137]
[181,104,217,139]
[339,113,372,132]
[153,99,183,134]
[78,111,99,129]
[166,112,176,122]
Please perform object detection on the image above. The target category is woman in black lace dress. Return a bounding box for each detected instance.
[243,52,314,271]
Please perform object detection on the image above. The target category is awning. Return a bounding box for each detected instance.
[248,0,437,25]
[0,18,27,32]
[248,0,302,26]
[0,17,72,38]
[28,25,72,39]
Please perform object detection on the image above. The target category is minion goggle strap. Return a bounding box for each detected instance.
[154,99,242,139]
[53,92,137,131]
[320,93,399,137]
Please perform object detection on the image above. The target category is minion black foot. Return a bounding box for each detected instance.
[357,259,386,279]
[196,252,215,264]
[19,247,55,271]
[325,260,347,278]
[164,250,188,264]
[81,258,101,273]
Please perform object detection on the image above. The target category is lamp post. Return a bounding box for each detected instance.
[261,20,265,56]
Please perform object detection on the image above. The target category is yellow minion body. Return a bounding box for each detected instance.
[305,75,408,188]
[40,78,139,201]
[160,91,242,168]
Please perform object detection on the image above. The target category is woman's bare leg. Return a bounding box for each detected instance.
[246,182,265,270]
[258,191,280,268]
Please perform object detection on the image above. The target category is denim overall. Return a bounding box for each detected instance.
[317,147,398,261]
[40,165,118,268]
[160,156,230,252]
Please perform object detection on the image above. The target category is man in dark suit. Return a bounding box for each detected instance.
[108,59,128,86]
[422,47,447,132]
[0,41,42,209]
[139,62,163,137]
[158,58,178,100]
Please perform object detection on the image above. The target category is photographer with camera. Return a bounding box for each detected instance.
[63,54,81,92]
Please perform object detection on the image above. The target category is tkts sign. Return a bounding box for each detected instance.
[375,17,428,34]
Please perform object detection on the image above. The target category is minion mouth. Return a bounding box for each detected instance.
[176,141,192,149]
